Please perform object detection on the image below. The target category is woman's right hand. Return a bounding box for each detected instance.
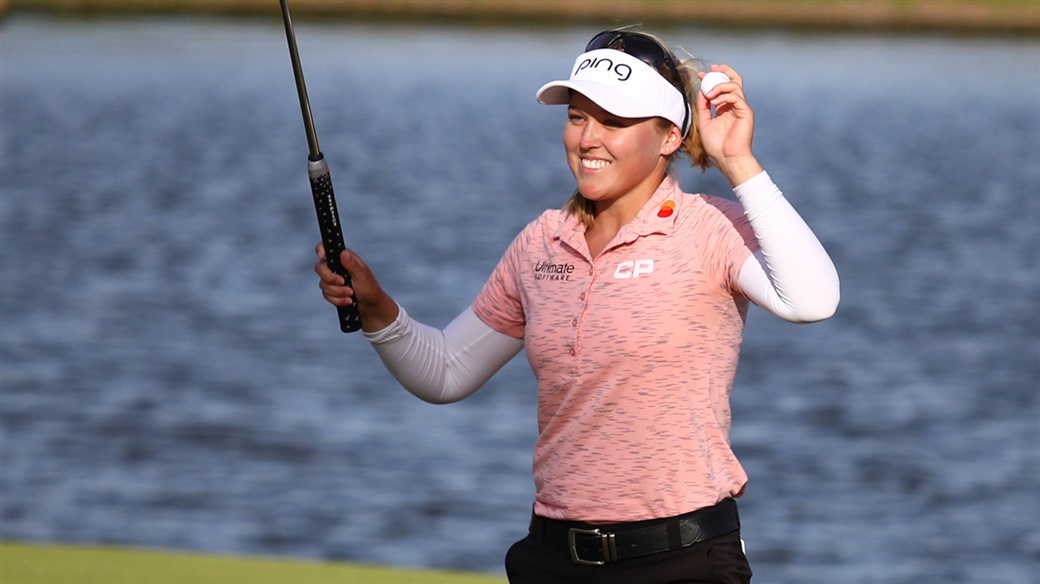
[314,244,400,332]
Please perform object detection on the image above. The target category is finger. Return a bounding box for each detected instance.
[339,248,368,272]
[708,92,743,112]
[314,254,332,276]
[318,272,354,297]
[710,91,754,121]
[695,90,715,124]
[315,242,326,260]
[320,279,353,298]
[338,249,378,289]
[322,289,355,307]
[314,259,345,285]
[711,63,743,88]
[698,86,742,121]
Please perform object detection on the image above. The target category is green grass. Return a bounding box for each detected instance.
[0,541,507,584]
[4,0,1040,34]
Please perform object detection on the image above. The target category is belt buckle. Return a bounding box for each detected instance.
[568,527,618,565]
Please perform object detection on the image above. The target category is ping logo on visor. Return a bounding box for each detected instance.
[574,55,634,82]
[536,33,692,136]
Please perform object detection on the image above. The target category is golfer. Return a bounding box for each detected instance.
[316,28,839,583]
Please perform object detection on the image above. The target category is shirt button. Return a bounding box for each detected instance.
[569,348,576,356]
[571,318,578,327]
[579,292,586,301]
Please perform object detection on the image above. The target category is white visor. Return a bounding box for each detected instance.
[536,48,690,135]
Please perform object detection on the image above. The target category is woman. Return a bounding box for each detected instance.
[316,29,839,583]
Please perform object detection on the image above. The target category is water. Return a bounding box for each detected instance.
[2,15,1038,583]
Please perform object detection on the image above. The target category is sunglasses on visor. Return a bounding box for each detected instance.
[585,30,691,134]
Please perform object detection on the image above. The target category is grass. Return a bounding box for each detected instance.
[0,541,507,584]
[3,0,1040,34]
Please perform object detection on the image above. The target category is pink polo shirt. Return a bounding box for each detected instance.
[472,176,759,523]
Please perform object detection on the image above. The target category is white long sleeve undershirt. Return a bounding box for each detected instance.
[364,171,839,403]
[364,306,522,404]
[734,171,840,323]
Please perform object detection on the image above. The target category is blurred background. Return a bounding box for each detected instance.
[1,1,1038,583]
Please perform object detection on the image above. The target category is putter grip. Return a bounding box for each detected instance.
[308,157,362,333]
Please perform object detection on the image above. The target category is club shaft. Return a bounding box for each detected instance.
[279,0,321,160]
[280,0,362,333]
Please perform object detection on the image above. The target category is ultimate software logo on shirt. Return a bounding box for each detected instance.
[534,260,576,281]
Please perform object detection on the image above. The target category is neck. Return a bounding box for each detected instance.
[592,169,668,230]
[583,170,668,258]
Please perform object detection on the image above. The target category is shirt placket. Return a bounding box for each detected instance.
[569,261,598,366]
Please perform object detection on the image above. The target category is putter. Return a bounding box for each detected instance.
[279,0,362,333]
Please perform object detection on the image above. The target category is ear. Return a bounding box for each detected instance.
[660,124,683,156]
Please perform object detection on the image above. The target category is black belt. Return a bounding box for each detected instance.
[530,498,740,566]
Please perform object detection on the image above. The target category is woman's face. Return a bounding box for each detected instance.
[564,92,679,209]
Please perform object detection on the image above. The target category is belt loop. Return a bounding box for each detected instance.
[665,517,682,550]
[529,509,544,542]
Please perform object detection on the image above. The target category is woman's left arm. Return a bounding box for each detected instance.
[735,172,839,323]
[698,65,839,322]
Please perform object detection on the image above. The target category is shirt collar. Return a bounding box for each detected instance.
[620,174,682,239]
[554,174,683,253]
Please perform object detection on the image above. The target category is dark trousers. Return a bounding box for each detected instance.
[504,527,752,584]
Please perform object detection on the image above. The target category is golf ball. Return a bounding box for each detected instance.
[700,71,731,96]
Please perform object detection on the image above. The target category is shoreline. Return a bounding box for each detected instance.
[1,541,506,584]
[3,0,1040,35]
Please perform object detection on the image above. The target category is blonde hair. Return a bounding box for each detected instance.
[671,54,713,171]
[564,31,712,228]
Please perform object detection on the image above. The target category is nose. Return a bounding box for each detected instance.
[579,119,601,150]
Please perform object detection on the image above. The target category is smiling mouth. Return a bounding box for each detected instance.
[581,158,609,170]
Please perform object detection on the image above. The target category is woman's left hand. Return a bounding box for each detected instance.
[696,64,764,186]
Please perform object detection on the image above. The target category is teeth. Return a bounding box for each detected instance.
[582,159,608,169]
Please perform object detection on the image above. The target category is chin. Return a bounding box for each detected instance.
[574,181,612,202]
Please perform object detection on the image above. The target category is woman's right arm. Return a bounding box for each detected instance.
[364,305,524,404]
[315,245,523,403]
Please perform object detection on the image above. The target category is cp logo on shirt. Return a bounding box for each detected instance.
[613,259,655,279]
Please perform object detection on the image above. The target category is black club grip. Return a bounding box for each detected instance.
[308,157,362,333]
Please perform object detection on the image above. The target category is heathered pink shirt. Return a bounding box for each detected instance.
[472,176,759,523]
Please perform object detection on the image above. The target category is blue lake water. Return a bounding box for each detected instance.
[1,14,1038,583]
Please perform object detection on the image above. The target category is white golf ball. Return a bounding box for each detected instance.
[700,71,731,96]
